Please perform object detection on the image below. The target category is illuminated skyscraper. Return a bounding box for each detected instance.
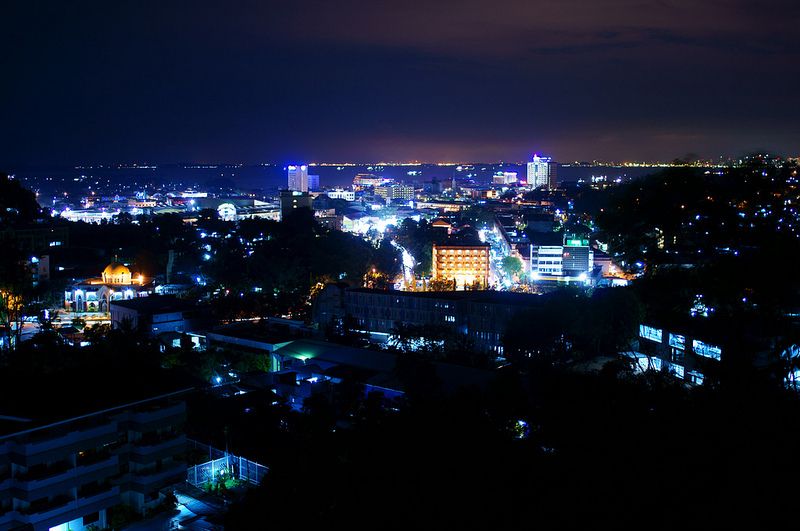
[287,164,309,192]
[526,155,557,190]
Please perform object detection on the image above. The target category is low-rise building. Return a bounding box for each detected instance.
[109,296,197,335]
[65,262,152,314]
[313,286,549,354]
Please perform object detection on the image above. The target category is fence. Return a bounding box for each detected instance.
[186,439,268,487]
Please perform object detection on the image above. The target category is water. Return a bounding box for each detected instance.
[7,162,660,199]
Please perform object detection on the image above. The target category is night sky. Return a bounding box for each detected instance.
[3,0,798,165]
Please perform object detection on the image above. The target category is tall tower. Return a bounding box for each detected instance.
[287,165,309,192]
[526,154,557,190]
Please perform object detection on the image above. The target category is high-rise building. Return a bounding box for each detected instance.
[526,155,557,190]
[287,165,309,192]
[308,174,320,192]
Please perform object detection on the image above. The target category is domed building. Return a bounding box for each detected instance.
[65,260,152,313]
[102,261,133,285]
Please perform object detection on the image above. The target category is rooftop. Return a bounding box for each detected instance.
[0,366,194,438]
[274,339,493,393]
[346,287,545,307]
[110,295,194,313]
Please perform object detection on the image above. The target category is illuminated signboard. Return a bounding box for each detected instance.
[668,333,685,350]
[639,325,663,343]
[692,340,722,361]
[565,239,589,247]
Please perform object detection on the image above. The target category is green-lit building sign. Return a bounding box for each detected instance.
[565,238,589,247]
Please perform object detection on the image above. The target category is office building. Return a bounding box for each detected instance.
[529,233,594,283]
[375,184,415,202]
[279,190,313,220]
[526,155,558,190]
[432,244,491,289]
[287,165,309,193]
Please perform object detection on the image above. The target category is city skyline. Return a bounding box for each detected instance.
[4,0,798,167]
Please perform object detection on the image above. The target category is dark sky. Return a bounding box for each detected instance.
[3,0,798,165]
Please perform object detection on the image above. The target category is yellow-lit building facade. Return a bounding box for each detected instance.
[432,244,491,289]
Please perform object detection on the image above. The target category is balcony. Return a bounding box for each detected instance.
[18,486,120,525]
[131,461,186,486]
[16,455,119,492]
[132,433,185,456]
[22,423,118,456]
[14,460,71,483]
[127,402,186,426]
[20,493,72,517]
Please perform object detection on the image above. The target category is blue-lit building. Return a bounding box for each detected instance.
[287,165,309,193]
[630,323,722,385]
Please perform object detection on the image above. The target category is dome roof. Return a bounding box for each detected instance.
[103,262,131,277]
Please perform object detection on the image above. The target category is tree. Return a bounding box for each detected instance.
[0,243,31,353]
[501,256,523,279]
[426,278,454,291]
[0,174,43,225]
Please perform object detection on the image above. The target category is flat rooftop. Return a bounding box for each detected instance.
[109,295,195,313]
[275,339,493,393]
[207,322,305,347]
[0,365,194,439]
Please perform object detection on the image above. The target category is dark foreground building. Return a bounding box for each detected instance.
[0,377,191,531]
[313,285,546,355]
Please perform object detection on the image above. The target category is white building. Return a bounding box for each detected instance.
[327,189,356,201]
[533,246,563,276]
[526,155,557,190]
[492,172,518,185]
[287,165,309,192]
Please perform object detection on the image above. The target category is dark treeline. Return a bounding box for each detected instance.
[223,357,800,529]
